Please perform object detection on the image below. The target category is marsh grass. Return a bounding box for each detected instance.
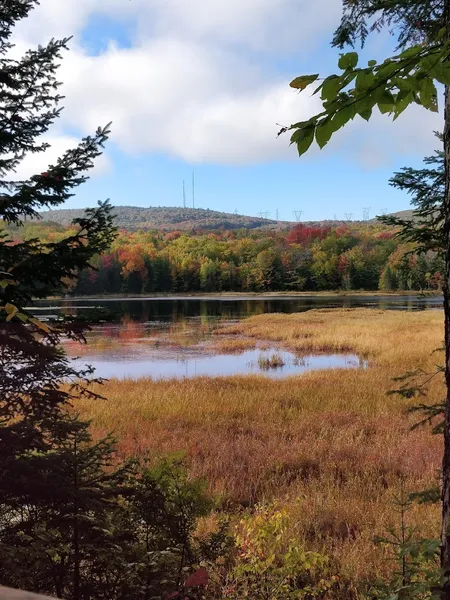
[76,308,444,585]
[257,352,285,370]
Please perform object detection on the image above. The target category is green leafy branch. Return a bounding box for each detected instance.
[283,39,450,156]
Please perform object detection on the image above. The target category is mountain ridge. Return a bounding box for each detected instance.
[37,205,280,232]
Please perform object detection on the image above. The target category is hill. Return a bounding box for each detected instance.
[37,206,279,232]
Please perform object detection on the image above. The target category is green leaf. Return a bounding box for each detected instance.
[315,118,334,149]
[393,90,414,120]
[338,52,358,70]
[368,59,377,67]
[331,104,355,132]
[419,77,438,112]
[321,75,342,101]
[378,90,396,114]
[291,125,315,156]
[5,303,16,314]
[290,74,319,90]
[356,70,374,91]
[359,108,373,121]
[376,60,401,79]
[430,62,450,86]
[400,45,424,59]
[394,76,414,92]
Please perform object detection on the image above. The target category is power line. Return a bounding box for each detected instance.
[363,207,371,221]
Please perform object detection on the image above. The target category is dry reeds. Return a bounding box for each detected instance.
[76,308,444,585]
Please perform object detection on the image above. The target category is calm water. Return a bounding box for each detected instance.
[73,348,367,381]
[32,294,441,380]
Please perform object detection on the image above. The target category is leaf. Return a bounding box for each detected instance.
[338,52,358,70]
[0,278,16,289]
[378,90,396,114]
[184,567,208,587]
[331,104,355,131]
[419,77,438,112]
[431,62,450,86]
[368,59,377,67]
[29,317,51,334]
[400,44,424,59]
[355,70,374,91]
[315,118,334,149]
[393,90,414,120]
[321,75,342,101]
[291,125,315,156]
[290,74,319,90]
[5,303,18,321]
[359,108,373,121]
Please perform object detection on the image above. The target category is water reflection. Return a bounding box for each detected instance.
[72,347,367,381]
[32,294,440,380]
[32,293,443,324]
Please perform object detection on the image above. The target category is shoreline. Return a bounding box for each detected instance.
[42,290,442,302]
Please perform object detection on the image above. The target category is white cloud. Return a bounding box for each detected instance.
[11,133,110,181]
[9,0,443,168]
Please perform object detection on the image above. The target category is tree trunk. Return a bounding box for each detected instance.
[442,2,450,595]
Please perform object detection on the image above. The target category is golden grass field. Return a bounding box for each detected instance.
[76,308,445,586]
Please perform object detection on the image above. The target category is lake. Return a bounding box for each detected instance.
[32,294,441,380]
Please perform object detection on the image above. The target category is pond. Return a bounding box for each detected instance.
[32,294,441,380]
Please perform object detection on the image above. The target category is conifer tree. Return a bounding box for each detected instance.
[0,5,221,599]
[282,0,450,590]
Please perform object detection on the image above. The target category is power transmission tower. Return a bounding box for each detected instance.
[333,213,337,221]
[293,210,304,222]
[182,180,186,208]
[275,208,279,221]
[259,210,270,219]
[344,213,353,221]
[363,207,371,221]
[381,207,388,215]
[192,171,195,209]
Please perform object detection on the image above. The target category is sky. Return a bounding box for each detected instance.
[11,0,443,222]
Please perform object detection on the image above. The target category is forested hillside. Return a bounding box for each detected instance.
[36,205,279,231]
[9,219,443,294]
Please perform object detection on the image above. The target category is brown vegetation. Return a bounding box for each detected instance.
[76,308,444,585]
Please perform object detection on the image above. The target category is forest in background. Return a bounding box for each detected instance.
[7,218,443,294]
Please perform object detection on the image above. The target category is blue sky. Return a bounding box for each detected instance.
[15,0,443,221]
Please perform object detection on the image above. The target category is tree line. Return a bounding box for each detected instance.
[7,220,444,295]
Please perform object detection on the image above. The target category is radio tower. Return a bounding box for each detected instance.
[363,207,371,221]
